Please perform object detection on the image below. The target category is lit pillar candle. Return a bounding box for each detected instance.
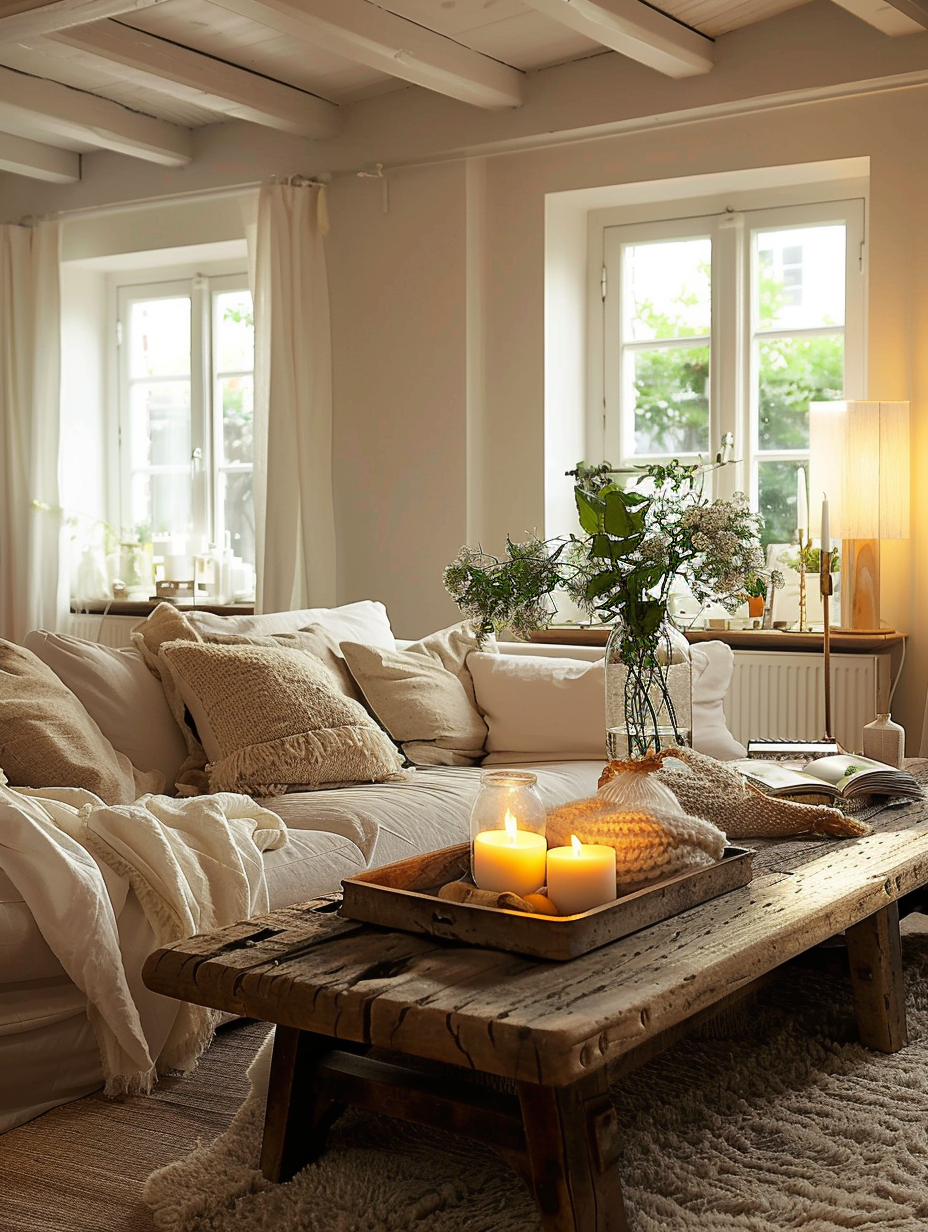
[472,810,547,897]
[546,835,617,916]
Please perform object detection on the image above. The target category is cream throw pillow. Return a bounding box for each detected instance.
[0,639,153,804]
[158,640,405,796]
[23,630,188,788]
[130,602,209,793]
[341,622,489,766]
[469,652,606,762]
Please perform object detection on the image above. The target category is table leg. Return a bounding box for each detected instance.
[845,899,908,1053]
[260,1026,346,1182]
[517,1068,629,1232]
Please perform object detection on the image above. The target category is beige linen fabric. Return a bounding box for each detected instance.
[0,639,149,804]
[158,640,404,796]
[341,623,489,766]
[23,630,188,787]
[130,603,208,793]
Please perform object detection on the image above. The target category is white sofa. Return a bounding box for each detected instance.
[0,601,744,1131]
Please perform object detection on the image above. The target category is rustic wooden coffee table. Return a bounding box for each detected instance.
[143,801,928,1232]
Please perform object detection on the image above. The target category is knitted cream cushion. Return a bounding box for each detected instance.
[204,626,367,708]
[158,640,404,796]
[341,622,489,766]
[0,638,152,804]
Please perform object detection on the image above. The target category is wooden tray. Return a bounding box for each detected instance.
[340,842,754,961]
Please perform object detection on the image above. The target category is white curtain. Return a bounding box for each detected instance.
[0,221,65,643]
[243,181,337,613]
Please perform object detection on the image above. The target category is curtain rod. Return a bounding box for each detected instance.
[34,173,332,223]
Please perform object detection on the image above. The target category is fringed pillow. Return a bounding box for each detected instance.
[158,640,405,796]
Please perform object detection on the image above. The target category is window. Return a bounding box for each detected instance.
[116,272,255,597]
[597,196,865,544]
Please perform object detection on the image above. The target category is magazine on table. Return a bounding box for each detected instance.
[732,753,924,805]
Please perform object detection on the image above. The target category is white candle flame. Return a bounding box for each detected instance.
[570,834,583,856]
[504,809,519,842]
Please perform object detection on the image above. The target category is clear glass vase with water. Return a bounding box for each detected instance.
[604,619,693,760]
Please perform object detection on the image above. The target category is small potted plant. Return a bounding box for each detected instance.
[742,571,769,620]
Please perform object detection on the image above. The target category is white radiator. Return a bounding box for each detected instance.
[69,613,139,647]
[725,651,891,754]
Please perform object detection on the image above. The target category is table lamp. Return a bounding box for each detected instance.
[809,400,910,633]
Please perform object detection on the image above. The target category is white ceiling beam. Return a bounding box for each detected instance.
[0,65,192,163]
[521,0,714,78]
[52,21,342,137]
[0,129,79,181]
[829,0,928,33]
[0,0,168,39]
[208,0,524,109]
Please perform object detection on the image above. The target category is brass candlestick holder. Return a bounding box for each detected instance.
[820,548,833,740]
[797,531,808,633]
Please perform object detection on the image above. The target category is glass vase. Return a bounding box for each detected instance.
[604,618,693,761]
[469,770,547,896]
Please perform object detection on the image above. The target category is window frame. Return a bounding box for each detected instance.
[589,184,866,509]
[111,263,253,561]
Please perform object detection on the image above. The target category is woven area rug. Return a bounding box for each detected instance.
[143,932,928,1232]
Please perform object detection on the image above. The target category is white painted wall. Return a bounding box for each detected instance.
[326,160,471,639]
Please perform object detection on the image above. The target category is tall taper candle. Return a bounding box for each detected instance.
[820,495,830,556]
[796,468,808,541]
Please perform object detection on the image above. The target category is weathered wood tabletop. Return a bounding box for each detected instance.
[143,788,928,1232]
[145,801,928,1084]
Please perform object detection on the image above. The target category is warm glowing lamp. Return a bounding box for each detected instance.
[809,400,910,633]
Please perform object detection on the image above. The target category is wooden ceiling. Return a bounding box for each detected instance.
[1,0,927,183]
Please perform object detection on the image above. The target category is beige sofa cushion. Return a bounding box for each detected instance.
[158,640,405,796]
[341,622,488,766]
[0,639,153,803]
[130,603,208,793]
[23,631,188,787]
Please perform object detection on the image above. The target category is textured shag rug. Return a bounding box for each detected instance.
[144,933,928,1232]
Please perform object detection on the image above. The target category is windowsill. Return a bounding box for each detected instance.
[71,599,255,618]
[527,626,905,653]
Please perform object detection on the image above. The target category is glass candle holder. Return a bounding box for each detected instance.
[469,770,547,897]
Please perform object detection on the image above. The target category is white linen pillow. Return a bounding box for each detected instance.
[184,600,395,649]
[690,640,746,760]
[341,626,488,767]
[471,639,744,764]
[23,630,188,788]
[469,652,606,761]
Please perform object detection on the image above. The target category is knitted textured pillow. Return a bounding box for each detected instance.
[0,638,151,804]
[158,640,405,796]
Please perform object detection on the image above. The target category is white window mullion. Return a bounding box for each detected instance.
[191,274,211,550]
[711,211,743,502]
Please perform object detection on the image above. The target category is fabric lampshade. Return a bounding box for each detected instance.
[809,401,910,541]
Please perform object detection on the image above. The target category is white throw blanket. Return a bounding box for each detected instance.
[0,778,287,1096]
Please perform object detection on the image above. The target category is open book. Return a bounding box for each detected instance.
[732,753,924,805]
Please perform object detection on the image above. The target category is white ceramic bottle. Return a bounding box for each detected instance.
[862,713,905,768]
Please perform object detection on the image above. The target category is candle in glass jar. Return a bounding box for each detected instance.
[546,835,617,916]
[472,810,547,897]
